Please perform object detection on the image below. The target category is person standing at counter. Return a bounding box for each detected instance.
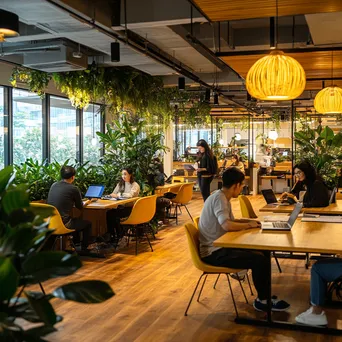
[195,139,217,202]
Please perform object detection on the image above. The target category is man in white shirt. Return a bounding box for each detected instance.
[199,167,290,312]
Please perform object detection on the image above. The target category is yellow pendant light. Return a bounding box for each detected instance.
[314,51,342,114]
[246,50,306,101]
[314,86,342,114]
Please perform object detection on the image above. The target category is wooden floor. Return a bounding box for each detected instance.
[36,194,342,342]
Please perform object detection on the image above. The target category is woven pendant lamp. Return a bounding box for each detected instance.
[314,86,342,114]
[246,50,306,101]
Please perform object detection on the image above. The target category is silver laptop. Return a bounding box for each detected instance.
[261,203,303,230]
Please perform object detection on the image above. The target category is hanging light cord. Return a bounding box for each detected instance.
[331,50,334,86]
[276,0,279,49]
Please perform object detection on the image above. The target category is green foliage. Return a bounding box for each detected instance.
[0,167,114,341]
[294,125,342,188]
[97,115,168,195]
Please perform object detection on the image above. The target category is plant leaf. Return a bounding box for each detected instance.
[2,184,30,215]
[320,126,334,142]
[53,280,115,303]
[0,256,19,301]
[25,291,57,326]
[21,252,82,284]
[0,166,14,194]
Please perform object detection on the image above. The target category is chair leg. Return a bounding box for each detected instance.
[236,275,249,304]
[273,252,282,273]
[135,227,138,256]
[39,282,46,295]
[184,205,193,221]
[305,253,310,269]
[184,273,205,316]
[197,274,208,302]
[175,205,178,225]
[126,228,130,247]
[144,231,153,252]
[213,274,220,289]
[226,274,239,318]
[246,273,254,296]
[51,237,58,250]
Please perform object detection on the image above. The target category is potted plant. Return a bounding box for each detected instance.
[0,166,114,341]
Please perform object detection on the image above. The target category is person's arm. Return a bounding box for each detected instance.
[74,188,84,210]
[110,184,120,198]
[221,219,261,232]
[197,155,208,172]
[122,182,140,198]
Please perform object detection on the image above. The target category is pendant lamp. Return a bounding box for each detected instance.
[314,52,342,114]
[246,50,306,101]
[268,129,278,140]
[0,9,20,41]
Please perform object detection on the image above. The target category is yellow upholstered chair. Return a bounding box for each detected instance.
[184,222,253,317]
[238,195,282,273]
[171,183,194,224]
[193,216,200,229]
[30,203,75,251]
[121,195,157,255]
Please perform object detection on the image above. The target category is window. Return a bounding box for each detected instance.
[50,96,77,163]
[83,104,102,164]
[0,87,4,168]
[13,89,42,164]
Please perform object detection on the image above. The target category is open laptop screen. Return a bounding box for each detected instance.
[261,189,278,204]
[85,185,105,199]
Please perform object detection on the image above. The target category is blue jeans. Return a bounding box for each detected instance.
[311,258,342,306]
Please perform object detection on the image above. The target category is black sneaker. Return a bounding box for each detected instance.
[253,296,290,312]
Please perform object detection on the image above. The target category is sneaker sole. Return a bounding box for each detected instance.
[253,303,290,312]
[295,320,327,327]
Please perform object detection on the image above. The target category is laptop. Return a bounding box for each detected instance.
[261,189,290,206]
[261,203,303,230]
[84,185,105,199]
[184,164,195,171]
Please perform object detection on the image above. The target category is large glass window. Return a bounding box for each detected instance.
[0,87,4,168]
[50,96,77,163]
[13,89,42,164]
[83,104,101,164]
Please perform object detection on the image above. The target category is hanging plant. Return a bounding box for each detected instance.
[10,67,51,98]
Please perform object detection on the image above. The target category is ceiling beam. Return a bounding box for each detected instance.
[187,0,212,23]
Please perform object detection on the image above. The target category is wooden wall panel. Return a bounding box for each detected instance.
[193,0,342,21]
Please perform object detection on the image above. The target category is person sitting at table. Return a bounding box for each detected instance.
[199,167,290,312]
[230,154,245,174]
[280,161,330,207]
[106,167,140,241]
[47,165,92,252]
[295,258,342,326]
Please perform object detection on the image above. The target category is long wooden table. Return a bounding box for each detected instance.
[260,200,342,215]
[213,220,342,335]
[155,182,195,195]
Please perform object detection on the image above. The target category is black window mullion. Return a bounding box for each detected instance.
[77,108,83,163]
[4,87,13,166]
[100,106,105,158]
[42,94,50,163]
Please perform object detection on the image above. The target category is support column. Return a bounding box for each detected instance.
[163,124,174,177]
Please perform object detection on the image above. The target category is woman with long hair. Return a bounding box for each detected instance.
[230,154,245,174]
[196,139,217,201]
[280,161,329,207]
[106,168,140,242]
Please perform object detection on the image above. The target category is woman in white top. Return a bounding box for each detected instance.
[106,168,140,242]
[110,168,140,198]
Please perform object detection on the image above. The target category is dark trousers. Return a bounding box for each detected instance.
[197,175,213,202]
[203,248,270,300]
[106,206,133,240]
[67,218,91,250]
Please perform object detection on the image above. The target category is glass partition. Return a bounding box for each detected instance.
[12,89,42,164]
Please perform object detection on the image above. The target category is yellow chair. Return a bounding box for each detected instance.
[121,195,157,255]
[238,195,282,273]
[171,183,194,224]
[193,216,200,228]
[30,203,76,251]
[184,222,252,317]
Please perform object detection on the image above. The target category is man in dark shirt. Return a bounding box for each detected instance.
[47,165,92,251]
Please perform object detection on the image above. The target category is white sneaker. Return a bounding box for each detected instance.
[295,307,328,326]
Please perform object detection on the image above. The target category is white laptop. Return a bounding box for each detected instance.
[261,203,303,230]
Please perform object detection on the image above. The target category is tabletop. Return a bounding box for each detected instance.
[84,197,138,210]
[213,220,342,254]
[259,200,342,214]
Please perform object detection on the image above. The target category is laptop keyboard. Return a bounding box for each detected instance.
[273,222,289,228]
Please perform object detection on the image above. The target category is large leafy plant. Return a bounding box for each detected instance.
[294,125,342,188]
[0,166,114,341]
[97,115,168,194]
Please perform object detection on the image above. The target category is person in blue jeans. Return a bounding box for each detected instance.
[296,258,342,326]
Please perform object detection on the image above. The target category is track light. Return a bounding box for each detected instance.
[111,42,120,62]
[178,77,185,91]
[214,93,219,105]
[0,9,20,42]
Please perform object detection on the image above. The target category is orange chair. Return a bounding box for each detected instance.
[121,195,157,255]
[171,183,194,224]
[184,222,252,317]
[238,195,282,273]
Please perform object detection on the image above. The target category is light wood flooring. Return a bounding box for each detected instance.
[34,194,342,342]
